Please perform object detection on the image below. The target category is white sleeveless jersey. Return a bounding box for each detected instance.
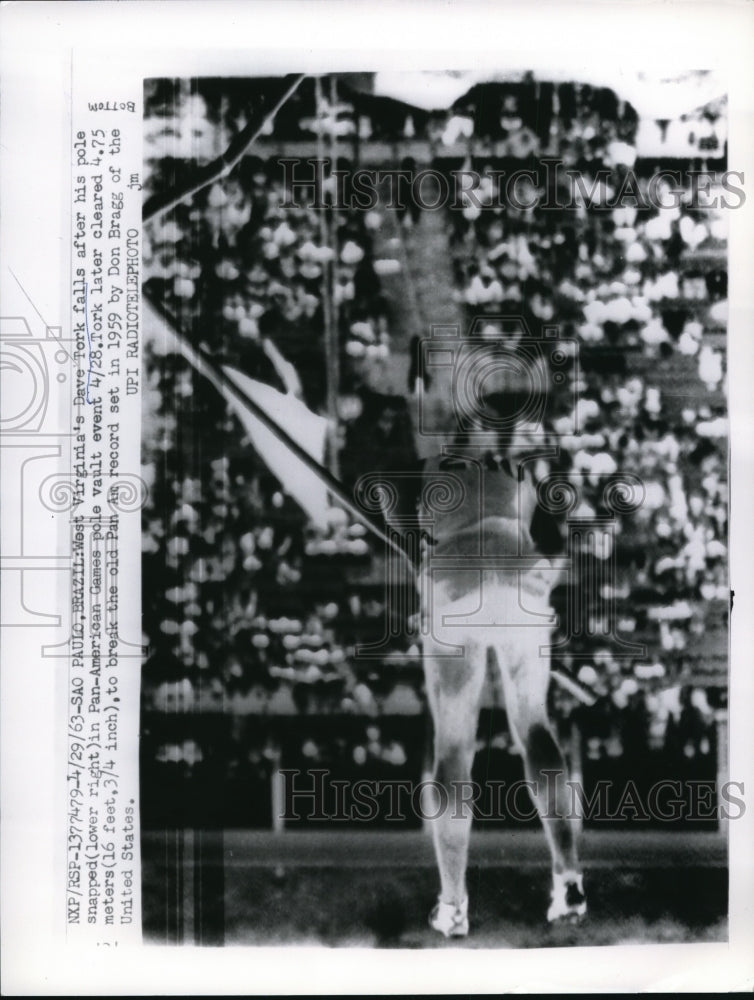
[418,454,539,558]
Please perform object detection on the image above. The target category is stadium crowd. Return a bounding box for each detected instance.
[141,75,727,818]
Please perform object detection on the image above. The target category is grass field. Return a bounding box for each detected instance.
[142,829,728,948]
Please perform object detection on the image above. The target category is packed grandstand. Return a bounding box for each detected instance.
[140,72,727,828]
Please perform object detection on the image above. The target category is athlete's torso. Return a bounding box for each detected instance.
[418,454,539,558]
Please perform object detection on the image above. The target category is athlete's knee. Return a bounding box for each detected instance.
[434,740,475,785]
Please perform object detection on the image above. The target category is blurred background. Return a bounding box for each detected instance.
[140,70,729,944]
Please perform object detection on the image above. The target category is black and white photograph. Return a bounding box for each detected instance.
[2,2,754,994]
[141,66,731,948]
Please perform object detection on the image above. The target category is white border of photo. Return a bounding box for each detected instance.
[2,0,753,993]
